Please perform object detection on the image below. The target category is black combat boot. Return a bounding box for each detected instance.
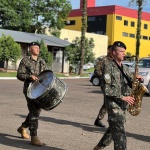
[93,144,105,150]
[94,119,105,128]
[31,136,46,147]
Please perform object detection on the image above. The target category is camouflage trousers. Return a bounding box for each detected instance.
[97,102,107,120]
[21,93,42,136]
[97,87,107,120]
[97,108,127,150]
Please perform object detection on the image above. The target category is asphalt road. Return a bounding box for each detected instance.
[0,78,150,150]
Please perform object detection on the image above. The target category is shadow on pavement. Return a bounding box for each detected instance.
[16,114,150,144]
[0,133,63,150]
[126,132,150,143]
[16,114,106,134]
[88,90,103,94]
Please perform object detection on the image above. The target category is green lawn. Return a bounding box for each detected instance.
[85,68,94,73]
[0,72,17,77]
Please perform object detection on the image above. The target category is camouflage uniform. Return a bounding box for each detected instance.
[94,55,113,120]
[17,56,47,136]
[96,60,132,150]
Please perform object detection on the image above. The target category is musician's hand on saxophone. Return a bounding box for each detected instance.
[136,75,144,82]
[122,96,135,105]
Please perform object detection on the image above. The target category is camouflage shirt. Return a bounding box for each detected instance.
[103,60,133,109]
[17,56,48,93]
[94,55,113,87]
[95,55,113,76]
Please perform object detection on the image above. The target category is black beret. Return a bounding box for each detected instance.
[112,41,126,50]
[107,45,112,50]
[29,42,40,47]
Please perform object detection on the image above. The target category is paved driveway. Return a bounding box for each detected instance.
[0,78,150,150]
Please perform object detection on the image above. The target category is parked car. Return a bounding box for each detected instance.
[83,64,91,70]
[89,70,101,86]
[129,57,150,96]
[83,62,94,70]
[122,61,135,67]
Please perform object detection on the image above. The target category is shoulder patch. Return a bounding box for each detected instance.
[104,73,111,80]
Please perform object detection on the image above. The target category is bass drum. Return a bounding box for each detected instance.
[27,70,67,111]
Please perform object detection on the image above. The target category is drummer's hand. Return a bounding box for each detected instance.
[30,75,39,81]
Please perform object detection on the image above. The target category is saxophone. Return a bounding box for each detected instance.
[128,56,149,116]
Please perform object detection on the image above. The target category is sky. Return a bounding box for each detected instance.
[70,0,150,12]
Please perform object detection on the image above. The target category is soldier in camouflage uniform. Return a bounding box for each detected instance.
[17,42,48,147]
[94,41,135,150]
[94,45,113,128]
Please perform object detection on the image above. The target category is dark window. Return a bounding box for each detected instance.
[129,33,135,38]
[65,20,75,25]
[131,21,135,27]
[124,20,128,26]
[149,37,150,40]
[88,17,96,21]
[143,36,148,40]
[122,32,128,37]
[116,16,122,20]
[87,15,107,35]
[144,24,148,29]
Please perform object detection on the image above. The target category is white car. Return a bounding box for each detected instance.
[122,61,135,67]
[129,57,150,96]
[83,62,94,70]
[83,64,91,70]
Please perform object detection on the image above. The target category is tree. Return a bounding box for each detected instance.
[39,40,53,68]
[64,37,95,67]
[125,52,135,61]
[79,0,87,75]
[0,0,72,37]
[129,0,148,57]
[0,34,22,70]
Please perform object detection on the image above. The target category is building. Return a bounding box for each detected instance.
[64,0,150,58]
[58,29,108,58]
[0,29,70,73]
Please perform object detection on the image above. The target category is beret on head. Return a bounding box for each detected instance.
[107,45,112,50]
[112,41,126,50]
[29,42,40,47]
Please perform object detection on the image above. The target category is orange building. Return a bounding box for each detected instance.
[64,0,150,58]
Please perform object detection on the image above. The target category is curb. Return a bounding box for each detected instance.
[0,77,17,80]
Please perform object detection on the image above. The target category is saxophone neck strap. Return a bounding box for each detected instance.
[113,60,132,88]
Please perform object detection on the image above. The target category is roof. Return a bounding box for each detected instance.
[0,29,71,47]
[69,5,150,21]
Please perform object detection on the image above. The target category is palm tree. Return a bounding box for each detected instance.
[79,0,87,75]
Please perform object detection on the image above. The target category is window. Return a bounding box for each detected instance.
[144,24,148,29]
[88,17,96,21]
[124,20,128,26]
[131,21,135,27]
[129,33,135,38]
[65,20,75,25]
[122,32,128,37]
[116,16,122,20]
[96,31,103,34]
[143,36,148,40]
